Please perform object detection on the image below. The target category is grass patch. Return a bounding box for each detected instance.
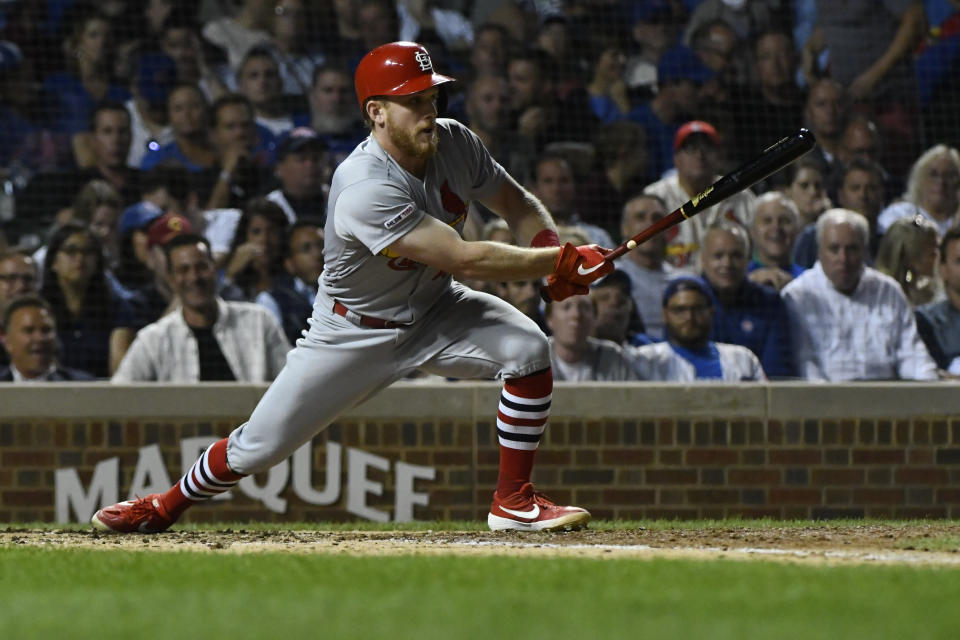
[896,535,960,552]
[1,546,959,640]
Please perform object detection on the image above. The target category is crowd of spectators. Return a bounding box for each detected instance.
[1,0,960,384]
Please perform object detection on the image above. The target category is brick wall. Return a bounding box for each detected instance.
[1,383,959,523]
[525,416,960,520]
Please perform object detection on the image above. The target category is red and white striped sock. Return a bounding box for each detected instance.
[159,438,244,519]
[496,368,552,497]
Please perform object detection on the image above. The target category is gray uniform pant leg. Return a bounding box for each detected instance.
[413,283,551,380]
[226,313,406,475]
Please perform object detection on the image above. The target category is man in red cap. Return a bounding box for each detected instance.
[93,41,614,534]
[644,120,757,270]
[132,213,196,324]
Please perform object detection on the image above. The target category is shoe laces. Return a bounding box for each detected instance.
[127,495,163,522]
[499,483,558,509]
[532,491,557,508]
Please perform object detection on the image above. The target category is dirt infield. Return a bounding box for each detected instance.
[4,524,960,566]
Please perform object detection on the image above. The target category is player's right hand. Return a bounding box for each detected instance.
[543,274,588,302]
[554,242,614,287]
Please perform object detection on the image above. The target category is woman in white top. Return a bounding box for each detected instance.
[878,144,960,236]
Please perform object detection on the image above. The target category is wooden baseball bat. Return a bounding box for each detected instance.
[606,128,817,261]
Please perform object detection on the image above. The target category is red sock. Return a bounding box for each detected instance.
[159,438,244,520]
[496,369,552,497]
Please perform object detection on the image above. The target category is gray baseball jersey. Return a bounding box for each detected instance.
[322,118,505,322]
[224,118,551,475]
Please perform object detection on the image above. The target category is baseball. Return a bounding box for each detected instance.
[626,240,637,250]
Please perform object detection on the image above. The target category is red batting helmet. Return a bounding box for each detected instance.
[354,41,455,109]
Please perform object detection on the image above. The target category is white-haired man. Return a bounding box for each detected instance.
[747,191,804,291]
[782,208,938,381]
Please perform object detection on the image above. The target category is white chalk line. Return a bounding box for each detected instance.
[383,536,960,565]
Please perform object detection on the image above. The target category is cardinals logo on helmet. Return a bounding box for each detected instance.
[414,51,433,72]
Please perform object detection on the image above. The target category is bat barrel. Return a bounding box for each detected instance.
[727,128,817,190]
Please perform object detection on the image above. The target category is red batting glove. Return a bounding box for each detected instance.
[543,274,589,302]
[554,242,614,286]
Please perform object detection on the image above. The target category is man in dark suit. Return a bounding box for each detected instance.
[0,294,94,381]
[700,220,795,379]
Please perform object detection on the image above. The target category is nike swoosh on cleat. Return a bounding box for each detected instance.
[576,262,604,276]
[499,504,540,519]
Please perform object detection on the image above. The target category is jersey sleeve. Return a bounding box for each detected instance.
[334,179,426,256]
[111,332,158,382]
[722,345,767,381]
[448,120,506,199]
[781,281,826,381]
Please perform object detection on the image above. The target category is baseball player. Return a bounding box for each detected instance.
[92,41,614,533]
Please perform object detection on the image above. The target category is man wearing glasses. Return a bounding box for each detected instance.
[0,250,38,368]
[629,275,766,381]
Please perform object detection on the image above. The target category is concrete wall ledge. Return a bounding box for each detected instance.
[0,382,955,420]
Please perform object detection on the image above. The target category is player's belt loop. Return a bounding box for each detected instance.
[332,300,403,329]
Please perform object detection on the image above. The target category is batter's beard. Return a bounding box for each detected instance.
[386,115,439,160]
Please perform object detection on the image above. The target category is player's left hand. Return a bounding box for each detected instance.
[554,242,614,287]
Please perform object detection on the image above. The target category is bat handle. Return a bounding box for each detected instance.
[605,244,630,261]
[605,211,683,262]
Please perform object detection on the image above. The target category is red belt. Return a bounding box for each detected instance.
[332,301,404,329]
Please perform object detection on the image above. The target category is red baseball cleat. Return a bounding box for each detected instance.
[488,482,591,531]
[91,494,174,533]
